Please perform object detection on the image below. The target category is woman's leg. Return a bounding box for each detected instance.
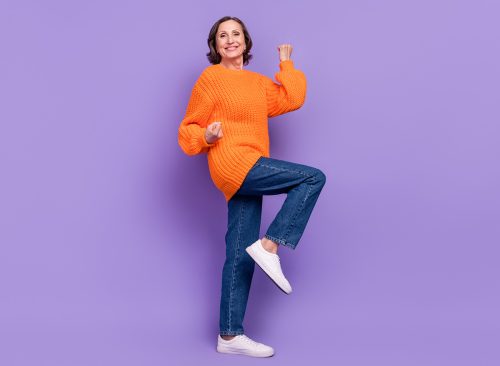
[219,194,263,336]
[236,156,327,250]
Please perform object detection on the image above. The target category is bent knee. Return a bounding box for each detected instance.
[311,168,327,187]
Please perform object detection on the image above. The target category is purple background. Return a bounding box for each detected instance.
[1,0,499,365]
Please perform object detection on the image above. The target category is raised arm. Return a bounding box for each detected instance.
[178,80,216,155]
[263,59,307,118]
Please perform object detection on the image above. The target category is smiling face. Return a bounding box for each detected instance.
[215,20,246,63]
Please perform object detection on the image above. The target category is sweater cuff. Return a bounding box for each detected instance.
[279,59,295,71]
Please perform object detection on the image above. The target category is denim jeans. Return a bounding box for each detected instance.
[219,156,326,336]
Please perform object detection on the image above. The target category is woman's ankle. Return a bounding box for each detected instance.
[261,237,279,254]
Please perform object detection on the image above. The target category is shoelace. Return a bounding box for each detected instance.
[265,248,281,263]
[239,335,260,347]
[260,242,280,261]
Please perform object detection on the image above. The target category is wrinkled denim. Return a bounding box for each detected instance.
[219,156,326,335]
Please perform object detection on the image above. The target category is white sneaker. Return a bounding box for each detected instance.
[217,334,274,357]
[245,239,292,294]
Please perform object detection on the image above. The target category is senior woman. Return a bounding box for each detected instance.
[178,16,326,357]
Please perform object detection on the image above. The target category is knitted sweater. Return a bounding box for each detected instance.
[178,59,307,202]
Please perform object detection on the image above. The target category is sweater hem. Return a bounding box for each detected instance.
[222,154,263,202]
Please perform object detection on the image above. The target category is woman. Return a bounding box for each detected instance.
[178,16,326,357]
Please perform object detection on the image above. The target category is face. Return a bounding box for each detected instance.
[215,20,246,62]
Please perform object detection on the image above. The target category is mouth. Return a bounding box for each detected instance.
[225,46,239,51]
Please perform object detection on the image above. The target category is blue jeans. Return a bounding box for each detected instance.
[219,156,327,336]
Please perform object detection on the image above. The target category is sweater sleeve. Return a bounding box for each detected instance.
[263,60,307,118]
[178,78,216,155]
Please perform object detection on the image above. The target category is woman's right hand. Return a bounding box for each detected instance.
[205,121,223,144]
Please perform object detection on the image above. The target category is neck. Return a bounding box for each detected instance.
[220,57,244,71]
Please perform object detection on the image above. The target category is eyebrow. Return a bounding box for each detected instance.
[218,29,241,35]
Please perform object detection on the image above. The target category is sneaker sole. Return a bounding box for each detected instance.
[217,345,274,357]
[245,245,291,294]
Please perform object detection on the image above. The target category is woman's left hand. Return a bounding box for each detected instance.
[277,44,293,62]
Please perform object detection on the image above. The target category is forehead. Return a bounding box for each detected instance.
[217,20,242,33]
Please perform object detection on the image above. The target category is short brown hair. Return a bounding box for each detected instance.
[206,16,253,65]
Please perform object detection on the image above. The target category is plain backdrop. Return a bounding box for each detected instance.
[1,0,499,365]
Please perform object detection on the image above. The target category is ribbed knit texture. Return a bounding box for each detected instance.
[178,59,306,202]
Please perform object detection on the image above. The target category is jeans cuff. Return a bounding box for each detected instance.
[264,234,297,250]
[220,330,244,336]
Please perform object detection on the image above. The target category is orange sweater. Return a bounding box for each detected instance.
[178,59,307,202]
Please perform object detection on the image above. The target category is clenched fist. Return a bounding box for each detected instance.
[277,44,293,62]
[205,121,223,144]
